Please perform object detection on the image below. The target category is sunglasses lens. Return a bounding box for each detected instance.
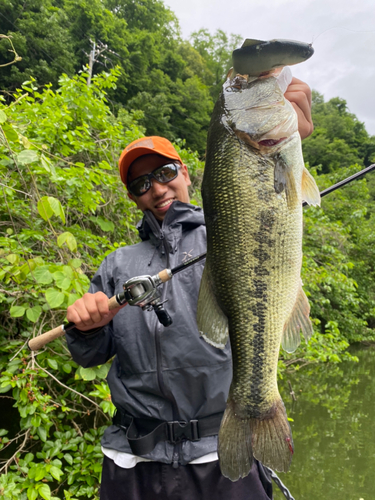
[153,164,179,182]
[129,177,150,196]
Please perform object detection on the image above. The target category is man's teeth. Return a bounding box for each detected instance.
[157,199,174,208]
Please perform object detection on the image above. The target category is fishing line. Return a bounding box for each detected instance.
[311,25,375,45]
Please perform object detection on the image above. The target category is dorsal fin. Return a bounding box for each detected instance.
[241,39,265,48]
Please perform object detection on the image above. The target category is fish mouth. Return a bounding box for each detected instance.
[258,137,287,147]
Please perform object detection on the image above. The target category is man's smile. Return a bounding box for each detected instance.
[155,198,176,209]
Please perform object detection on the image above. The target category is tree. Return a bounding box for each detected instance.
[0,0,77,90]
[190,29,243,100]
[302,91,375,173]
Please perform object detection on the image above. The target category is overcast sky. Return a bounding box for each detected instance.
[164,0,375,136]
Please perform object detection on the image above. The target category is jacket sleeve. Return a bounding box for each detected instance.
[65,255,117,368]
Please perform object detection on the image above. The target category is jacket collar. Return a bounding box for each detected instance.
[137,202,205,254]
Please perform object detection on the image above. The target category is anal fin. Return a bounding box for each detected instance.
[302,166,321,206]
[197,267,229,349]
[282,283,314,353]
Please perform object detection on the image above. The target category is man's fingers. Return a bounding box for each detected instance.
[286,77,312,104]
[72,296,98,326]
[84,293,109,324]
[284,78,314,140]
[67,292,111,329]
[290,101,314,140]
[93,292,111,318]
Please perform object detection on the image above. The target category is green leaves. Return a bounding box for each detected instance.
[38,484,52,500]
[45,288,65,308]
[34,266,54,285]
[17,150,39,165]
[26,305,42,323]
[89,216,115,232]
[10,305,26,318]
[47,359,58,370]
[57,232,77,252]
[37,196,65,224]
[0,109,7,124]
[76,364,110,381]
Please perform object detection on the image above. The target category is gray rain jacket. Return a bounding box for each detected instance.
[66,202,232,466]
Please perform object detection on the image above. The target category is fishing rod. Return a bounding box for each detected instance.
[27,253,207,350]
[302,163,375,206]
[28,163,375,351]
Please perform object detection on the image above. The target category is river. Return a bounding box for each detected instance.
[273,344,375,500]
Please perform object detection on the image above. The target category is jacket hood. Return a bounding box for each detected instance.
[137,202,205,254]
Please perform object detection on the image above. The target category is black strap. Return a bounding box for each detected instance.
[113,410,223,456]
[263,466,296,500]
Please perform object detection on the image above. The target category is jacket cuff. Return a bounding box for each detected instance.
[67,326,104,338]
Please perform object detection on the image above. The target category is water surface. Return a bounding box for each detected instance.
[274,345,375,500]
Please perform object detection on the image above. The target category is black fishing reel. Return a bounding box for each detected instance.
[122,275,173,327]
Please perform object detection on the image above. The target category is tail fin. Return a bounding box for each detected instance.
[218,397,253,481]
[218,396,293,481]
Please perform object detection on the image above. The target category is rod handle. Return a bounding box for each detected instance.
[28,294,126,351]
[158,269,173,283]
[28,325,65,351]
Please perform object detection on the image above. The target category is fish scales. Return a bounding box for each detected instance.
[198,70,320,480]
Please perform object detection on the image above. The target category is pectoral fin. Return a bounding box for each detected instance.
[282,283,314,353]
[302,166,321,206]
[197,267,229,349]
[274,153,298,209]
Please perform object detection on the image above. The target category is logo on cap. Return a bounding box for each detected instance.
[126,138,154,152]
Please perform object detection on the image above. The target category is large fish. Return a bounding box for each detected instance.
[197,40,320,481]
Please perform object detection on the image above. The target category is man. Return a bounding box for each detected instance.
[66,78,313,499]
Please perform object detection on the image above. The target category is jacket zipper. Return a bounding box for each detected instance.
[154,229,168,398]
[149,217,182,467]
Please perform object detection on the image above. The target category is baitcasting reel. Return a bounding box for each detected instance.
[123,273,173,327]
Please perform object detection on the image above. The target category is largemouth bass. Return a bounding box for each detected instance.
[197,43,320,481]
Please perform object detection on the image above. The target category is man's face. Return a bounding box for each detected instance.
[127,153,191,221]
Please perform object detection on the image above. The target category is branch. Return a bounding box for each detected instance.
[34,360,107,414]
[0,429,30,474]
[0,35,22,68]
[0,182,32,197]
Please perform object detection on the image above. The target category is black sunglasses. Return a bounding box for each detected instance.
[128,163,181,197]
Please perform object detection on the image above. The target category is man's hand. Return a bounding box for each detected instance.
[285,77,314,140]
[67,292,126,332]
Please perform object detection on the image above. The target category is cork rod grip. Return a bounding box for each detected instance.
[158,269,172,283]
[28,325,65,351]
[108,295,122,310]
[28,294,125,351]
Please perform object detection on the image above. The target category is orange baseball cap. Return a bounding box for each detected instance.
[118,136,183,187]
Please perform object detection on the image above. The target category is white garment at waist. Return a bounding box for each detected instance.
[102,447,218,469]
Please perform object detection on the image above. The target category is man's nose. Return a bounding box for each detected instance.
[150,179,168,196]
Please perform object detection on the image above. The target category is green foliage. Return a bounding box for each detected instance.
[190,29,242,101]
[279,164,375,372]
[302,91,375,173]
[0,66,207,498]
[0,0,222,153]
[0,0,77,90]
